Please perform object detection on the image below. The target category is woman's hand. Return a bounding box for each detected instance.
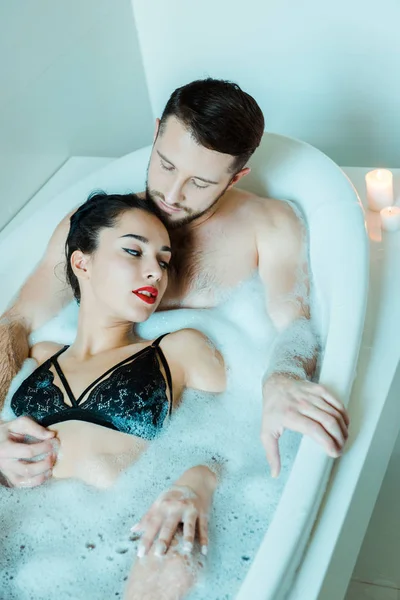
[132,466,217,558]
[0,416,59,487]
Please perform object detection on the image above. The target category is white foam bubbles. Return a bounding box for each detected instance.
[0,275,304,599]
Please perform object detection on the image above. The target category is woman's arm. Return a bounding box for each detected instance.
[167,328,226,394]
[129,330,227,557]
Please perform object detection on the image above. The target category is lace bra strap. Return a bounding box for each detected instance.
[151,334,173,414]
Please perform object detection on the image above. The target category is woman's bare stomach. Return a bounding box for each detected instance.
[48,420,148,488]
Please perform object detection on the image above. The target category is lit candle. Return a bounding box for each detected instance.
[365,169,393,211]
[380,206,400,232]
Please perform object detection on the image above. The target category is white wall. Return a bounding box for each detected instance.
[132,0,400,168]
[0,0,153,230]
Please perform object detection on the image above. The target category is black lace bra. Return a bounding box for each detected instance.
[10,334,173,441]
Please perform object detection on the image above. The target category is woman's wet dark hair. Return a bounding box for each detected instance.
[65,191,168,303]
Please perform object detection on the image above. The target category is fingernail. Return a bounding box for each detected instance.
[137,544,145,558]
[201,545,208,556]
[182,541,193,554]
[155,541,167,556]
[130,523,140,532]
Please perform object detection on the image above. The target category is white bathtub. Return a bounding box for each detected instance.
[2,134,389,600]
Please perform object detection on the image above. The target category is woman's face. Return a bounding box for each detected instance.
[77,209,171,323]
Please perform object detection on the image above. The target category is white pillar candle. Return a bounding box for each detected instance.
[365,169,394,211]
[380,206,400,232]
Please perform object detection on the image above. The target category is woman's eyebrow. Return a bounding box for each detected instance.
[120,233,171,253]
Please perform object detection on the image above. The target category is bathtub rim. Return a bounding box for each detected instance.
[0,136,370,600]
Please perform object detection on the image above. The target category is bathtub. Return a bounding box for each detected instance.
[1,133,390,599]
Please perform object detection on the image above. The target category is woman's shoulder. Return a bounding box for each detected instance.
[159,328,216,356]
[160,329,226,393]
[30,341,65,366]
[162,328,210,345]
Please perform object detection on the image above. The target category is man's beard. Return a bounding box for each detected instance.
[145,184,230,229]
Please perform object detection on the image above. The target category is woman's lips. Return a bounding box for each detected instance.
[132,287,158,305]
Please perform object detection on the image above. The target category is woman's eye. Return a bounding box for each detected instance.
[159,261,170,270]
[124,248,141,257]
[161,161,174,172]
[192,180,209,189]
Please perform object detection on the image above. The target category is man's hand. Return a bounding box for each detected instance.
[261,374,350,477]
[0,416,59,487]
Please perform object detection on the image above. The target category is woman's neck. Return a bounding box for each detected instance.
[69,302,138,359]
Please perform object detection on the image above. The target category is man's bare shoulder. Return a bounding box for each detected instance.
[229,187,303,233]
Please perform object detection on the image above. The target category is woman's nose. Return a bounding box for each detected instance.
[145,261,163,282]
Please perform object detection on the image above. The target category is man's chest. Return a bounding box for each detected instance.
[160,224,257,308]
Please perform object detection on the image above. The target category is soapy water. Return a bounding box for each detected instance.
[0,275,305,600]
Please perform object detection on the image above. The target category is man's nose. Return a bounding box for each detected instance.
[164,177,184,205]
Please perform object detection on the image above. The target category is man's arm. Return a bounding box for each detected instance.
[0,211,74,405]
[256,199,349,476]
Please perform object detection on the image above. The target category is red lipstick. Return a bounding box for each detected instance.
[132,286,158,305]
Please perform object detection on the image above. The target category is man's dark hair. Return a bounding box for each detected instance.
[159,78,265,173]
[65,191,167,303]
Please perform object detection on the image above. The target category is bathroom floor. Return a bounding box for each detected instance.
[344,423,400,600]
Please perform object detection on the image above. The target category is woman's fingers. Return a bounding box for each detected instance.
[155,516,181,555]
[133,486,210,559]
[197,513,209,556]
[182,508,198,552]
[137,514,163,557]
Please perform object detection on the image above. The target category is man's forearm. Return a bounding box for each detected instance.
[263,316,319,384]
[0,312,30,406]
